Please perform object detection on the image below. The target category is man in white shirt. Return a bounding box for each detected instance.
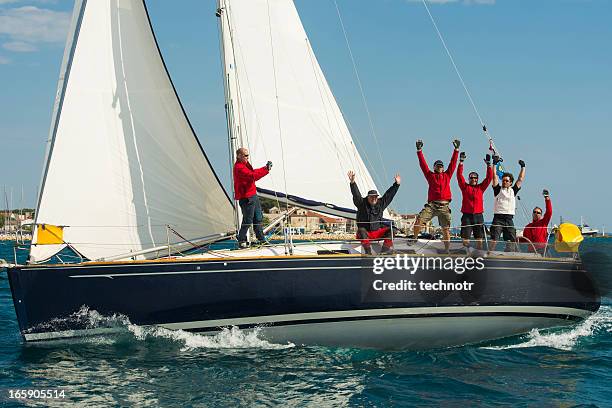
[489,159,526,251]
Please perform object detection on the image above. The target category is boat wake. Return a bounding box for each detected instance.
[483,305,612,351]
[27,306,294,351]
[127,324,294,351]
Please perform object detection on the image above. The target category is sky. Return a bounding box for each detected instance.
[0,0,610,230]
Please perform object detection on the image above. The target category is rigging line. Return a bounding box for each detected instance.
[266,0,290,213]
[304,40,359,179]
[420,0,499,153]
[332,0,389,182]
[306,39,377,192]
[343,114,384,189]
[223,3,283,214]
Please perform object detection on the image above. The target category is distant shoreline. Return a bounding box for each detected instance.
[0,235,32,242]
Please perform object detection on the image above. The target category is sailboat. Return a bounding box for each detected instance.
[580,217,599,237]
[6,0,600,349]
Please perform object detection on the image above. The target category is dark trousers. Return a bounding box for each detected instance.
[491,214,516,242]
[461,213,485,240]
[238,195,265,243]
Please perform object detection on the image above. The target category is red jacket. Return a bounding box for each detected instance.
[457,163,493,214]
[523,199,553,245]
[418,149,458,202]
[233,161,269,200]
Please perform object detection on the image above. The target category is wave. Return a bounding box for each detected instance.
[27,306,294,351]
[484,305,612,351]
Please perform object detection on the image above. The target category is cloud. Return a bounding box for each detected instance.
[2,40,36,52]
[0,0,58,4]
[0,55,11,64]
[0,6,70,44]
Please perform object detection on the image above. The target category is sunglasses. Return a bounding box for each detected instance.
[469,176,478,180]
[502,179,511,183]
[533,211,542,215]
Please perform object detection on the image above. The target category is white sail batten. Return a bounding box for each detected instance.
[219,0,382,214]
[31,0,234,263]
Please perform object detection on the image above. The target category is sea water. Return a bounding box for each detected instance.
[1,239,610,406]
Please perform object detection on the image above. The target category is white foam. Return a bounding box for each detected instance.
[127,324,295,351]
[28,306,294,350]
[484,305,612,351]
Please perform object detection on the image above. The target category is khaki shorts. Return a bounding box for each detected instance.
[417,201,452,228]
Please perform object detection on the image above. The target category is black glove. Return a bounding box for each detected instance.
[459,152,466,162]
[453,139,461,149]
[416,140,423,151]
[482,125,487,132]
[519,159,525,168]
[543,189,549,198]
[492,155,500,165]
[266,161,273,171]
[485,154,491,165]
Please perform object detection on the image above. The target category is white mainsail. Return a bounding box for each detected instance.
[30,0,234,263]
[218,0,383,217]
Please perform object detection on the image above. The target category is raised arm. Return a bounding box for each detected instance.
[456,153,467,189]
[492,155,500,187]
[380,174,401,209]
[515,160,526,188]
[480,154,493,190]
[542,190,553,225]
[415,140,430,176]
[445,146,459,177]
[348,171,362,207]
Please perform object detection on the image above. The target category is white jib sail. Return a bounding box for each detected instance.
[30,0,234,263]
[219,0,383,215]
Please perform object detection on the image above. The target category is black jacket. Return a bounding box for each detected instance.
[350,182,399,231]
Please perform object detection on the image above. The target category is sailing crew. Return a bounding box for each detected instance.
[520,189,553,253]
[489,158,526,251]
[233,147,272,248]
[457,152,493,249]
[413,139,460,252]
[348,170,400,255]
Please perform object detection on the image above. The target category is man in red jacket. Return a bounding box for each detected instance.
[413,139,460,252]
[521,189,553,253]
[233,147,272,248]
[457,152,493,249]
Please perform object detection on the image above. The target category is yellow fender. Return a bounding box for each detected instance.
[554,223,584,252]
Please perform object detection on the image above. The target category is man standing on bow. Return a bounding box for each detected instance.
[233,147,272,248]
[413,139,460,252]
[521,189,553,253]
[457,151,494,249]
[489,158,526,251]
[348,171,400,255]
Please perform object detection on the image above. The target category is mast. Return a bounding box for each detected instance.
[216,0,240,235]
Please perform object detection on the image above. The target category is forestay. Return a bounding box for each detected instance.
[30,0,234,263]
[218,0,382,217]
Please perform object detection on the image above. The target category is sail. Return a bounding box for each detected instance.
[30,0,234,263]
[218,0,382,217]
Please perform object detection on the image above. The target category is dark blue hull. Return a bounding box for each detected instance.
[7,255,601,347]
